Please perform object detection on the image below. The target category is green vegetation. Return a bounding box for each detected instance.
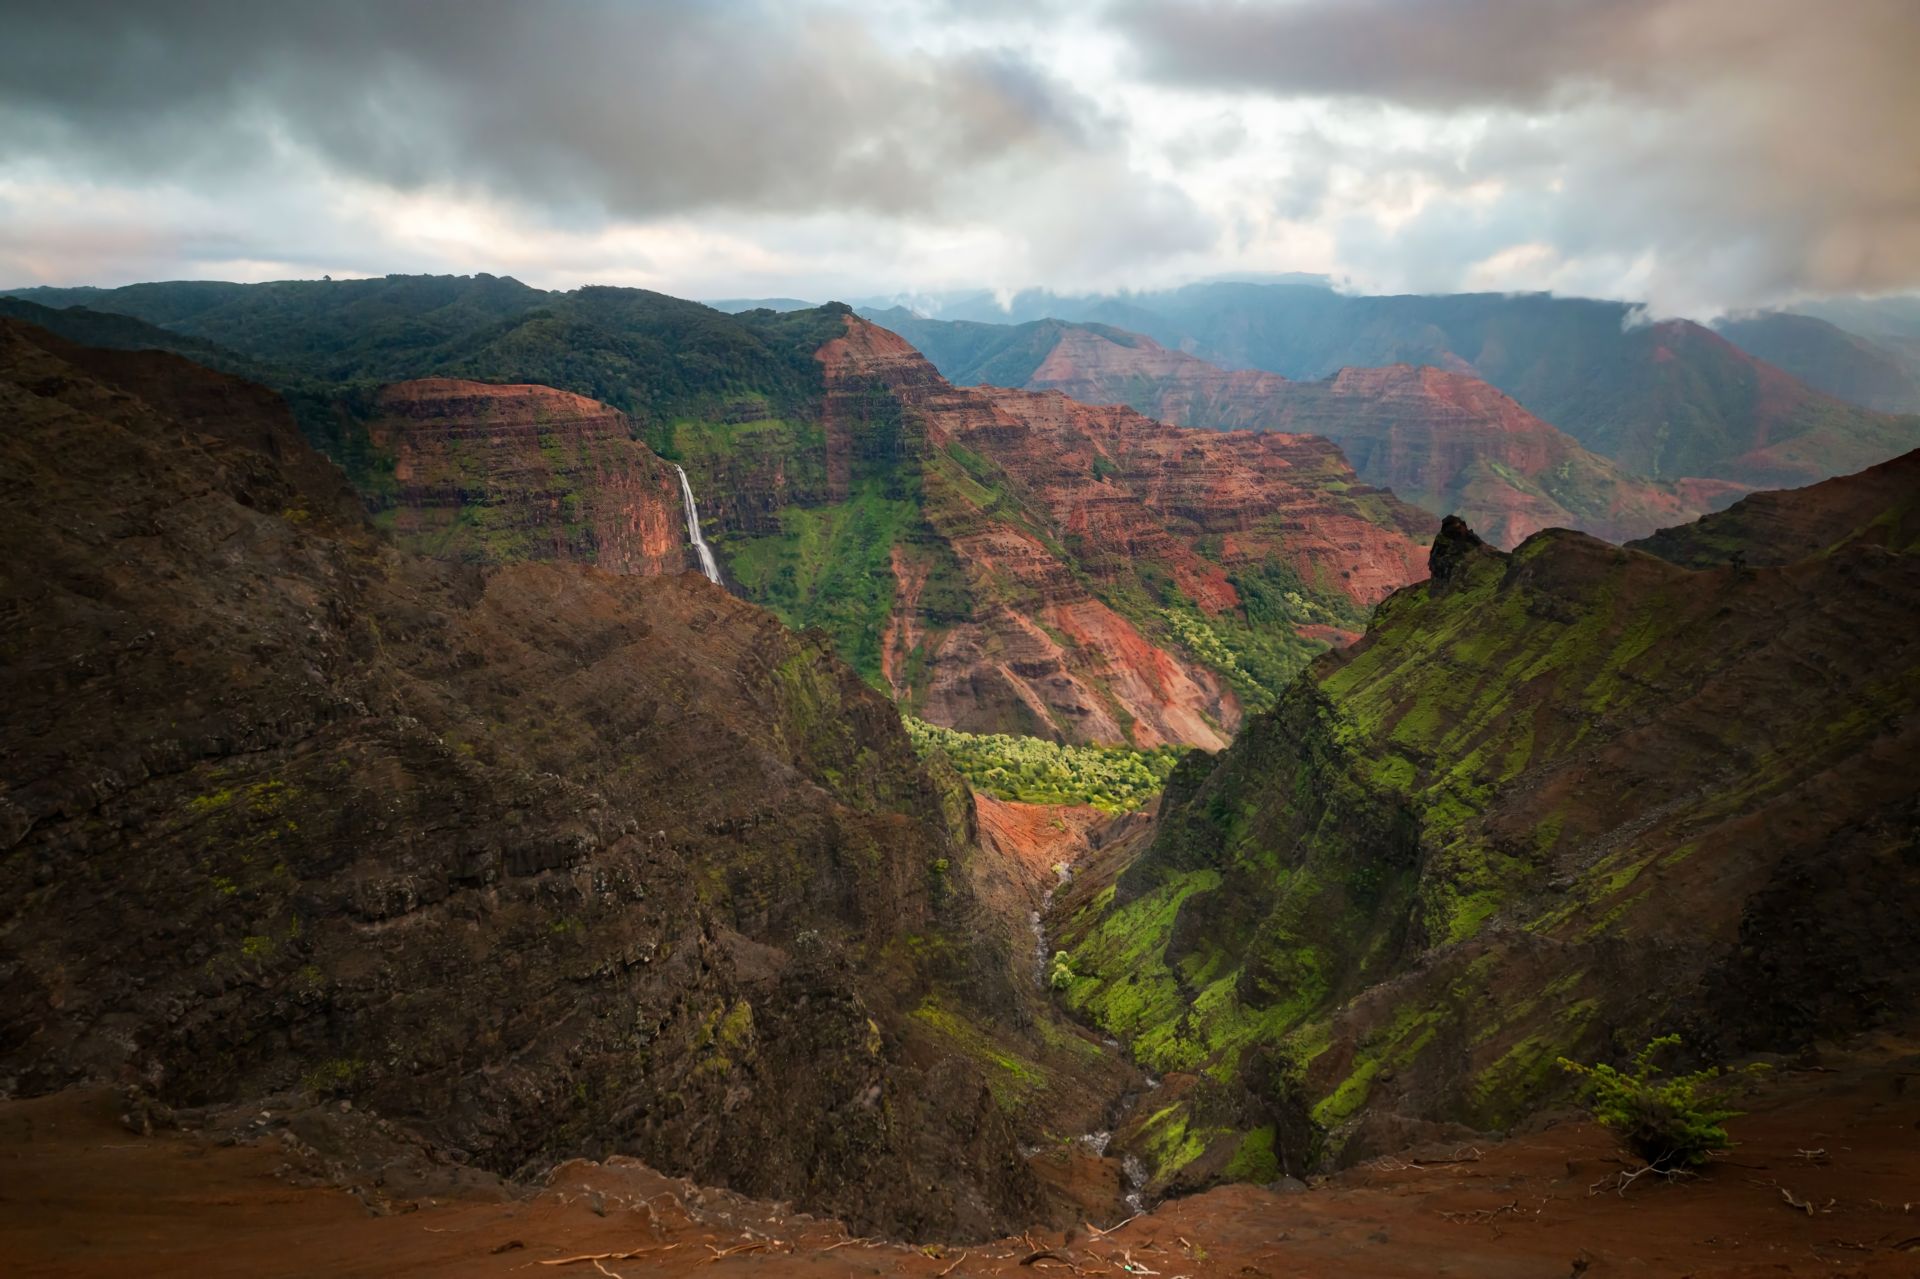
[909,996,1051,1115]
[1559,1036,1751,1174]
[722,481,932,688]
[302,1056,368,1096]
[902,717,1186,811]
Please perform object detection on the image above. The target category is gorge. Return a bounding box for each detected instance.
[2,280,1916,1277]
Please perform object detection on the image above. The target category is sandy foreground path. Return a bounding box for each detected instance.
[3,1040,1916,1278]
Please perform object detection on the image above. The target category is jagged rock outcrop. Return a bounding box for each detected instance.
[0,320,1076,1241]
[1052,454,1920,1194]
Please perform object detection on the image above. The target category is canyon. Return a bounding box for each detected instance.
[2,288,1917,1277]
[874,311,1737,549]
[249,292,1438,750]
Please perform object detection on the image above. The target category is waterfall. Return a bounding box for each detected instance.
[673,464,722,585]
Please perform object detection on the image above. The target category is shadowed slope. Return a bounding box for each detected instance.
[0,318,1104,1241]
[1050,456,1920,1194]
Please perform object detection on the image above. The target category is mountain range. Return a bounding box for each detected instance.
[867,309,1726,549]
[2,272,1918,1260]
[0,281,1437,749]
[857,281,1920,489]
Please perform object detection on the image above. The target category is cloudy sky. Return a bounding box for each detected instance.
[1,0,1915,316]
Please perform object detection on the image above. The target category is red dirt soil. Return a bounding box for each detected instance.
[6,1040,1915,1278]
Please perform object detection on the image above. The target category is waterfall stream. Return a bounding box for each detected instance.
[673,464,723,585]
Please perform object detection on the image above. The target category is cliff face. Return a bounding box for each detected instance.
[1052,455,1920,1194]
[359,378,693,575]
[696,315,1433,749]
[1021,326,1715,549]
[0,320,1072,1241]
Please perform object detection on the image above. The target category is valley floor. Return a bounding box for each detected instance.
[4,1038,1915,1278]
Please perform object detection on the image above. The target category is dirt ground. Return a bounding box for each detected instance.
[3,1039,1916,1278]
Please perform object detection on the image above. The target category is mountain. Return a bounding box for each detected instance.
[868,283,1920,492]
[1630,446,1920,568]
[0,295,270,379]
[0,317,1146,1241]
[1714,311,1920,413]
[1790,294,1920,344]
[689,313,1433,747]
[7,275,1437,749]
[870,310,1717,549]
[1046,455,1920,1196]
[3,274,546,377]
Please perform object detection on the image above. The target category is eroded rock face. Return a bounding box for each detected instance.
[0,321,1048,1241]
[1024,326,1713,549]
[363,378,693,575]
[783,316,1435,749]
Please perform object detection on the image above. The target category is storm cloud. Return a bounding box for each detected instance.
[0,0,1913,312]
[4,1,1138,218]
[1114,0,1920,312]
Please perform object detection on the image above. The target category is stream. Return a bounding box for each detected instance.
[1032,860,1162,1214]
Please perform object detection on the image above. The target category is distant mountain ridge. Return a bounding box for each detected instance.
[868,308,1723,548]
[860,281,1920,492]
[1713,311,1920,413]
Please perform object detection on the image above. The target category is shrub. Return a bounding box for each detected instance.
[901,716,1186,812]
[1558,1035,1745,1175]
[1048,951,1076,991]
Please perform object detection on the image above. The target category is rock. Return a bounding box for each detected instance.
[358,379,694,577]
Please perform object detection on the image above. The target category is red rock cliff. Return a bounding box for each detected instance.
[1025,326,1713,549]
[365,378,694,575]
[810,317,1434,749]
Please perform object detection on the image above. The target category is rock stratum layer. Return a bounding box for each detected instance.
[360,378,693,575]
[881,313,1725,549]
[685,314,1433,749]
[0,319,1133,1241]
[1051,453,1920,1196]
[866,283,1920,496]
